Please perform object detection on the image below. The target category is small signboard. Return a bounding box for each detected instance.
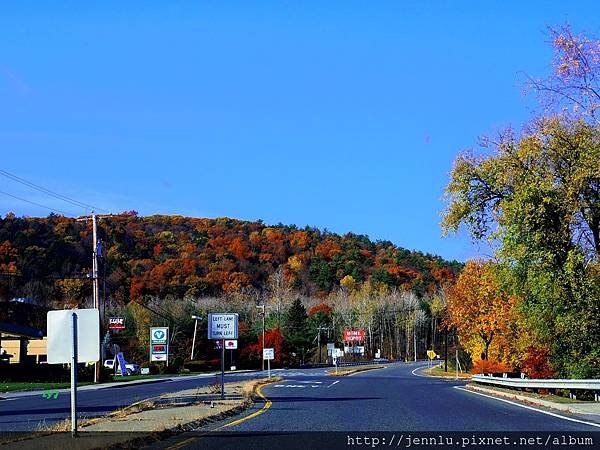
[208,313,239,340]
[427,350,437,360]
[225,339,238,350]
[150,327,169,362]
[47,309,100,364]
[327,343,335,356]
[263,348,275,360]
[344,345,365,354]
[343,329,365,342]
[108,317,125,330]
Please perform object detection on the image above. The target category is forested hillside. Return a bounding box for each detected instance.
[0,212,459,308]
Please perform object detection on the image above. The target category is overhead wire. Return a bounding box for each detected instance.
[0,168,109,213]
[0,189,76,216]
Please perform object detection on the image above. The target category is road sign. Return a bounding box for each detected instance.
[150,327,169,362]
[343,329,365,342]
[208,313,239,340]
[327,343,335,356]
[427,350,437,360]
[225,339,238,349]
[108,317,125,330]
[263,348,274,360]
[47,309,100,364]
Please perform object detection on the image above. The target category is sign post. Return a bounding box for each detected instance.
[263,348,274,379]
[70,313,78,437]
[208,313,239,399]
[427,350,437,369]
[47,309,100,438]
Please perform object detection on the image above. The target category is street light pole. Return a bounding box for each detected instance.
[256,305,265,371]
[190,315,201,361]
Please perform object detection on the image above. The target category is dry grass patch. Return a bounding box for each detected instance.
[328,365,386,376]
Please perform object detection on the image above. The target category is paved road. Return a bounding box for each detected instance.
[0,368,327,432]
[151,363,600,449]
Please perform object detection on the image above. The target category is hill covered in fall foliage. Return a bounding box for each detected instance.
[0,212,460,308]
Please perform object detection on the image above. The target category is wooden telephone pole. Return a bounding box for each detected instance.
[77,212,112,383]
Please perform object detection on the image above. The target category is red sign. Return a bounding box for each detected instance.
[343,329,365,342]
[152,345,166,353]
[108,317,125,329]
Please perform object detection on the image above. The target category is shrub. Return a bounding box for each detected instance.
[184,361,209,372]
[521,346,555,379]
[170,356,184,373]
[470,358,512,375]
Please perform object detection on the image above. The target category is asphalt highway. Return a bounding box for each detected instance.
[149,363,600,449]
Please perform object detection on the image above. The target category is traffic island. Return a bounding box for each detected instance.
[420,365,471,380]
[2,377,281,450]
[327,365,387,376]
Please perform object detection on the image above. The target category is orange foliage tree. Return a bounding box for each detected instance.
[446,260,517,364]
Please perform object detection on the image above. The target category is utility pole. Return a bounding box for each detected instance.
[314,324,333,364]
[77,212,112,383]
[413,320,417,362]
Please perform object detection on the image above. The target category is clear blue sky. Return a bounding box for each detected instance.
[1,2,598,262]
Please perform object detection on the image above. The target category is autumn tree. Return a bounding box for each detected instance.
[446,261,516,363]
[443,25,600,378]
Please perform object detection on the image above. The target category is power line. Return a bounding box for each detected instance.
[0,189,76,216]
[0,168,109,213]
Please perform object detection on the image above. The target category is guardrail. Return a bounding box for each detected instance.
[472,374,600,401]
[337,359,389,367]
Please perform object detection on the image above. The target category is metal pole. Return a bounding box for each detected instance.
[267,357,271,380]
[71,313,78,437]
[191,319,198,360]
[444,328,448,372]
[261,305,265,371]
[455,349,459,380]
[413,321,417,362]
[92,214,101,383]
[220,339,225,399]
[318,328,321,364]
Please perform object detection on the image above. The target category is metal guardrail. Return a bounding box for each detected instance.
[337,359,389,367]
[472,374,600,401]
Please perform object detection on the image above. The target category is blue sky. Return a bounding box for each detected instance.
[1,2,598,262]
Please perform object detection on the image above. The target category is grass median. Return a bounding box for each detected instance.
[327,365,387,376]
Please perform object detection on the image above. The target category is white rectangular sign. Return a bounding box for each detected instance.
[208,313,239,340]
[224,339,238,350]
[263,348,274,360]
[47,309,100,364]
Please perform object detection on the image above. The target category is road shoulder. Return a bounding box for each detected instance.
[1,377,279,450]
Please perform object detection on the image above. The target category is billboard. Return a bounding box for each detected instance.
[343,329,365,342]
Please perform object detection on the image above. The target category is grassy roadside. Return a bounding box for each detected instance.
[467,382,593,404]
[422,365,471,379]
[327,365,387,376]
[0,371,217,393]
[0,381,86,393]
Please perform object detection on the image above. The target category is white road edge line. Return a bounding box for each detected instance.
[454,386,600,429]
[327,380,340,388]
[411,366,430,377]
